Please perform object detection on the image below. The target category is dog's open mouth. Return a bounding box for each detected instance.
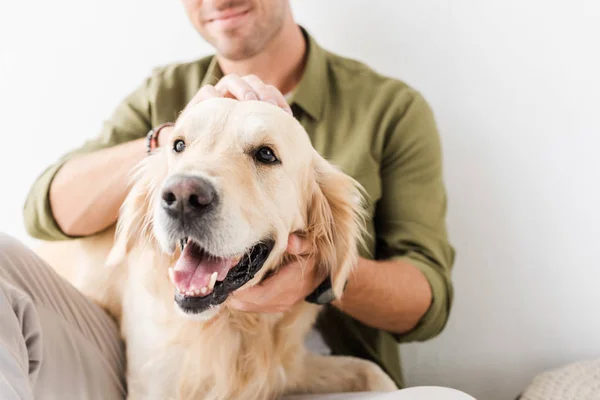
[169,238,274,314]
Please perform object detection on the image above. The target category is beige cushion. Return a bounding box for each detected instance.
[521,358,600,400]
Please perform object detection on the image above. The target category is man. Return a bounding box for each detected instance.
[2,0,455,398]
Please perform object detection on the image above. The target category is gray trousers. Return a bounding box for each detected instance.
[0,233,472,400]
[0,233,125,399]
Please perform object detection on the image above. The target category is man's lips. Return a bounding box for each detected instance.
[206,8,250,27]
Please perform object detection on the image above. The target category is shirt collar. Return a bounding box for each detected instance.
[200,26,327,122]
[287,27,327,121]
[201,56,224,87]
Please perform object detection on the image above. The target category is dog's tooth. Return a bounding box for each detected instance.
[200,286,208,294]
[168,268,175,284]
[208,272,218,291]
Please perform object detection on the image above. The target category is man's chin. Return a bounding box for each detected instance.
[208,34,265,61]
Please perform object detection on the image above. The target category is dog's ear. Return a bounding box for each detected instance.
[106,152,167,267]
[307,152,368,300]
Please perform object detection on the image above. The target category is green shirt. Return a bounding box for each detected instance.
[23,28,455,388]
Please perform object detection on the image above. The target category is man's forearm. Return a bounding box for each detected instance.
[49,138,147,237]
[332,257,432,335]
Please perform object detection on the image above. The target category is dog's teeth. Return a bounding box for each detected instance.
[208,272,218,291]
[194,289,201,296]
[168,268,175,284]
[200,286,208,294]
[179,238,189,251]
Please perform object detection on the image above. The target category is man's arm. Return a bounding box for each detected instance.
[23,72,290,240]
[332,257,432,335]
[49,138,147,237]
[335,89,455,340]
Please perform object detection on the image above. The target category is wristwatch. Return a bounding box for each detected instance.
[146,122,175,154]
[305,276,342,305]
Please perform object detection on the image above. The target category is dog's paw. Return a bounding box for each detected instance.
[355,361,398,392]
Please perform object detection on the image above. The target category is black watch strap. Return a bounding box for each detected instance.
[305,276,337,305]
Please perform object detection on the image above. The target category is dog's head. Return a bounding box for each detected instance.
[109,98,366,319]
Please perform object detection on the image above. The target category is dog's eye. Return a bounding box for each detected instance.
[173,139,186,153]
[255,147,278,164]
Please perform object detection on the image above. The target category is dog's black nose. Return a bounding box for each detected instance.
[161,174,218,218]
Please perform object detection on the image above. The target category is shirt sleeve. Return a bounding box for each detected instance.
[22,75,155,241]
[375,89,456,343]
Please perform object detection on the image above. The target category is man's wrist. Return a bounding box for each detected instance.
[146,122,175,153]
[305,270,348,305]
[330,256,369,310]
[305,276,335,305]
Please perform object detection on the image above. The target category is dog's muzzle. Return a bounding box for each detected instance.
[172,239,275,314]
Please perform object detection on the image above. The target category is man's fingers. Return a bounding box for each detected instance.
[181,75,293,124]
[243,74,292,115]
[228,297,286,313]
[227,297,256,312]
[180,85,221,119]
[194,84,221,102]
[265,84,293,115]
[242,74,275,104]
[229,289,274,311]
[287,234,311,255]
[242,75,292,115]
[215,74,259,101]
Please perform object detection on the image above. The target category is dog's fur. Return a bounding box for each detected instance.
[36,98,397,400]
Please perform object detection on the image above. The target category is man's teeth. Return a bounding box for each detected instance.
[208,272,218,291]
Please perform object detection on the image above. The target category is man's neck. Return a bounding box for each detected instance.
[217,23,307,95]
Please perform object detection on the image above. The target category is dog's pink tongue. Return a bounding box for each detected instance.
[169,243,238,297]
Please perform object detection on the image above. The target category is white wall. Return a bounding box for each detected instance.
[1,1,599,399]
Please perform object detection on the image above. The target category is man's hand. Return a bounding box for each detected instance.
[227,234,325,313]
[182,73,292,120]
[157,126,175,149]
[157,74,292,149]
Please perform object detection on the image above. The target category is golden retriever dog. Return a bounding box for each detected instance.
[37,98,397,400]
